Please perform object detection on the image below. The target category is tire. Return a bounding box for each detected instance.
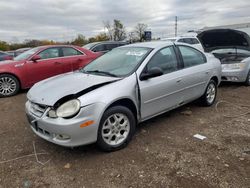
[245,71,250,86]
[200,80,217,106]
[0,74,20,97]
[97,106,136,152]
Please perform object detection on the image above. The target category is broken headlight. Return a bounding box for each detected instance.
[48,99,81,118]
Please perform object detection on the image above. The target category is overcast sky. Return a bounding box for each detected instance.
[0,0,250,42]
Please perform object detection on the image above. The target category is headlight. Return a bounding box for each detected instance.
[222,63,245,70]
[55,99,81,118]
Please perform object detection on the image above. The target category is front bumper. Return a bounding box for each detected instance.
[25,101,105,147]
[221,68,248,82]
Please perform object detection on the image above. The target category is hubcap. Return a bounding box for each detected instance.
[0,77,17,96]
[102,113,130,146]
[206,83,216,104]
[248,73,250,83]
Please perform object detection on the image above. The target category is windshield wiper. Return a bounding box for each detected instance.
[85,70,118,77]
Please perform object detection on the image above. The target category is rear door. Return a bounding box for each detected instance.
[138,46,184,119]
[61,47,87,72]
[176,45,211,102]
[26,47,63,85]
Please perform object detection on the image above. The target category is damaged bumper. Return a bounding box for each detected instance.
[25,101,105,147]
[221,69,248,82]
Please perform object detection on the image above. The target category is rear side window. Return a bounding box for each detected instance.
[62,47,83,57]
[39,48,60,60]
[178,46,206,68]
[147,46,178,74]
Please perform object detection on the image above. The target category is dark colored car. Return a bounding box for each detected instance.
[83,41,128,53]
[0,45,101,97]
[6,48,31,57]
[0,51,13,61]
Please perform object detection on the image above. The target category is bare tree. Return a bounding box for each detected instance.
[103,21,113,40]
[113,20,126,41]
[135,23,148,42]
[103,20,126,41]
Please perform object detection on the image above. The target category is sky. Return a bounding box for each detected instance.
[0,0,250,43]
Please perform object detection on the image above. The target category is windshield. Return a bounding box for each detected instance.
[14,47,41,61]
[83,43,98,50]
[82,47,151,77]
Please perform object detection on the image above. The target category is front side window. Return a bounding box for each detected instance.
[82,47,151,77]
[106,44,118,51]
[146,46,178,74]
[183,38,193,44]
[39,48,60,60]
[62,47,83,57]
[178,46,206,68]
[93,44,106,52]
[191,38,200,44]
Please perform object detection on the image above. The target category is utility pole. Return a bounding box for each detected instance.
[175,16,178,37]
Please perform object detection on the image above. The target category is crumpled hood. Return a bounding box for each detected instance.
[27,72,120,106]
[197,29,250,52]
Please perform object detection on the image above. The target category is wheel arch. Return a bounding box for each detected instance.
[210,76,219,86]
[0,72,22,88]
[103,98,138,123]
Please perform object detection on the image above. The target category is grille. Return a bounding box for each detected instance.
[30,102,47,117]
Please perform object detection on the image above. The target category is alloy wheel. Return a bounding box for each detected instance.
[206,83,216,104]
[0,76,17,96]
[101,113,130,146]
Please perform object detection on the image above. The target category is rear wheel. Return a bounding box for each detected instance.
[97,106,136,152]
[200,80,217,106]
[245,71,250,86]
[0,74,20,97]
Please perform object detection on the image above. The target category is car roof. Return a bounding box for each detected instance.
[89,41,127,45]
[121,41,173,49]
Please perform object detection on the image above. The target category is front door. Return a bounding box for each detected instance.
[26,47,63,86]
[138,46,184,120]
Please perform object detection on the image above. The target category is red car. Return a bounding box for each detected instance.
[0,45,101,97]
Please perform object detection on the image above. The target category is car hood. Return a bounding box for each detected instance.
[27,72,121,106]
[197,29,250,52]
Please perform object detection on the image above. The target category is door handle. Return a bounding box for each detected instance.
[177,79,182,83]
[54,62,62,65]
[205,71,210,74]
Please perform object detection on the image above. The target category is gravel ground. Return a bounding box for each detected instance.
[0,83,250,188]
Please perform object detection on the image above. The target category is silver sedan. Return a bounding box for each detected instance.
[25,41,221,151]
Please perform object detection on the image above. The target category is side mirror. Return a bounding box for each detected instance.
[140,67,163,80]
[31,55,41,62]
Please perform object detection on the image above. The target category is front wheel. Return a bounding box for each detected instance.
[97,106,136,152]
[0,74,20,97]
[200,80,217,106]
